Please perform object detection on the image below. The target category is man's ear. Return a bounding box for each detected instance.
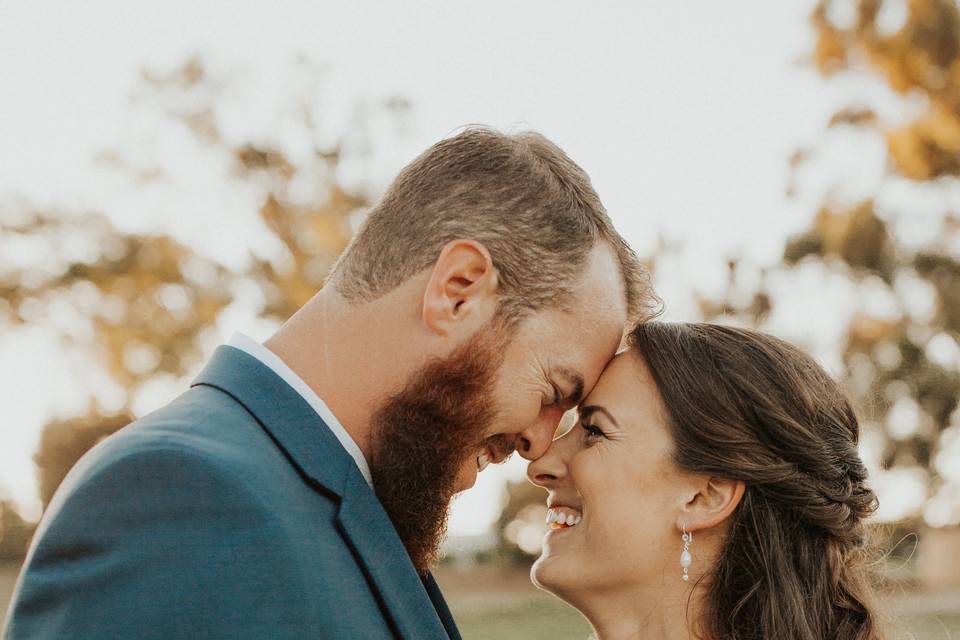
[422,239,499,336]
[676,476,746,534]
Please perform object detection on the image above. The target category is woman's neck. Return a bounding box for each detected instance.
[573,578,708,640]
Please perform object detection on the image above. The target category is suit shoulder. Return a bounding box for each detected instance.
[41,427,265,532]
[72,386,263,480]
[43,387,282,522]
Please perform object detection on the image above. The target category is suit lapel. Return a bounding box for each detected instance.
[337,471,451,640]
[191,345,351,498]
[193,345,454,639]
[423,572,463,640]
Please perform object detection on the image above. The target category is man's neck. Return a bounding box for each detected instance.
[264,286,418,460]
[264,278,438,460]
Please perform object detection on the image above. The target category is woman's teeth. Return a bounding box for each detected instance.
[546,508,582,529]
[477,450,492,472]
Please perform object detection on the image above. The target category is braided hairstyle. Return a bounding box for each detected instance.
[629,322,884,640]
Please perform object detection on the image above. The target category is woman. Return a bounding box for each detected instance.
[528,322,884,640]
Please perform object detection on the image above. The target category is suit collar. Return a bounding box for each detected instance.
[225,333,374,486]
[191,344,354,498]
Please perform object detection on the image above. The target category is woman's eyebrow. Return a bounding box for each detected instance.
[578,405,620,428]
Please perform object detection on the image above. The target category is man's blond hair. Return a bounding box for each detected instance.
[330,127,658,323]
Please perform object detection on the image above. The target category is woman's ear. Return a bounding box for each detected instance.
[677,476,746,533]
[421,239,499,336]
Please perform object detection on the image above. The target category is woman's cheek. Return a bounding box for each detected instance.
[573,450,640,525]
[568,443,608,479]
[567,451,604,504]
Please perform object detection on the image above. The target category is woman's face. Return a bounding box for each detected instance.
[527,349,690,598]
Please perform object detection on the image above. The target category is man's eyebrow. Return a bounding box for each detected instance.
[578,405,620,428]
[554,366,585,405]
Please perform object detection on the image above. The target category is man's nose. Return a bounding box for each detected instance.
[516,407,565,461]
[527,427,567,486]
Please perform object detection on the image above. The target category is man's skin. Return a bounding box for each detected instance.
[267,238,629,488]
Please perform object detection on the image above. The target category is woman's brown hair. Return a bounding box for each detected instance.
[629,322,884,640]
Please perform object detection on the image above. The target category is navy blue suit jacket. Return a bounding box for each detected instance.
[4,345,462,639]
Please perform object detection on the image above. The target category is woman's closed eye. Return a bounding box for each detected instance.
[541,386,561,410]
[549,384,562,406]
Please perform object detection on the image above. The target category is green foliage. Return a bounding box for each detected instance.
[696,0,960,526]
[793,0,960,524]
[0,211,235,388]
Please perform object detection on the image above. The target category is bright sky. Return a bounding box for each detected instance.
[3,0,910,534]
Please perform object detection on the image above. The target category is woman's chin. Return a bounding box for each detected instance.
[530,553,565,594]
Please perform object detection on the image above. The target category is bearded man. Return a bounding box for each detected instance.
[5,127,657,639]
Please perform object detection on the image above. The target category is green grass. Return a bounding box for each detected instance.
[454,598,593,640]
[439,566,960,640]
[449,593,960,640]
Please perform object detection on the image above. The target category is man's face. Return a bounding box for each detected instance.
[369,244,628,574]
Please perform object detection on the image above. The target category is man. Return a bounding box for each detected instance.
[5,127,657,639]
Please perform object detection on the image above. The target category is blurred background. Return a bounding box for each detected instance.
[2,0,960,637]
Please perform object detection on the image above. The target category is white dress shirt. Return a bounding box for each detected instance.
[226,332,374,488]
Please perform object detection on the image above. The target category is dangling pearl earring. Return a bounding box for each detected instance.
[680,525,693,582]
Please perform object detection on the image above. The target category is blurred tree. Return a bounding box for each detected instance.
[33,411,135,509]
[0,501,35,561]
[783,0,960,527]
[0,208,235,517]
[0,210,235,396]
[0,56,406,547]
[127,56,377,320]
[496,478,549,564]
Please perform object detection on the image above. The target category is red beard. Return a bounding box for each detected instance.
[369,322,512,575]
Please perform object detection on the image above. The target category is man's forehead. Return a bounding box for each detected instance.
[567,285,629,340]
[543,295,627,338]
[570,243,630,312]
[564,303,629,354]
[521,301,624,359]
